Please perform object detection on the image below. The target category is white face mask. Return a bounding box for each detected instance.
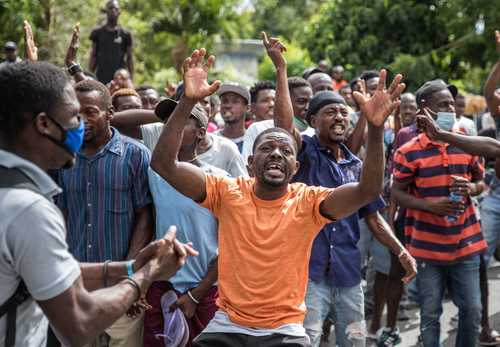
[436,112,456,131]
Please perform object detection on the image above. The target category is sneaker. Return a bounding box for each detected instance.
[377,328,402,347]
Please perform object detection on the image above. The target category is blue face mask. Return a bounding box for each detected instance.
[436,112,456,132]
[46,116,85,154]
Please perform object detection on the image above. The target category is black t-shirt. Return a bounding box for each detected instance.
[90,25,132,84]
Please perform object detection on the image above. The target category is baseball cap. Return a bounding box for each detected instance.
[303,67,323,80]
[415,79,458,105]
[217,82,250,105]
[155,98,208,127]
[4,41,17,50]
[306,90,346,124]
[155,290,189,347]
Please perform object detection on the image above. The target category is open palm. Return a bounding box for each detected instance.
[182,48,221,101]
[353,69,405,127]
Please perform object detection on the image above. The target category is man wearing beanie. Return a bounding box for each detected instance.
[265,37,417,346]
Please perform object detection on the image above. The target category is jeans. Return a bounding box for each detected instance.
[480,197,500,265]
[416,255,482,347]
[303,280,365,347]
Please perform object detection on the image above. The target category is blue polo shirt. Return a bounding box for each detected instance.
[293,135,385,287]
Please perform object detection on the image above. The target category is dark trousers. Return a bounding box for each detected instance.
[193,332,311,347]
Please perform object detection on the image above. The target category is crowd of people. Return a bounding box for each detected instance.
[1,1,500,347]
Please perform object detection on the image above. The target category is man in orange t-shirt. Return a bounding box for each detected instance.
[150,33,405,346]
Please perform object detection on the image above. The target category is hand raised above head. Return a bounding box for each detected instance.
[261,31,287,69]
[182,48,221,102]
[65,23,80,67]
[23,19,38,62]
[352,69,405,127]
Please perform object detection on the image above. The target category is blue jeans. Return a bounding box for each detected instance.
[416,256,482,347]
[304,280,365,347]
[480,197,500,265]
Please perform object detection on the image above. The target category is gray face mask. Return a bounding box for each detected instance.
[436,112,456,132]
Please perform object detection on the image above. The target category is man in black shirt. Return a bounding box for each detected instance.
[89,0,134,84]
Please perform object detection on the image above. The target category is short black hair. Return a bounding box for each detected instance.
[252,127,298,154]
[135,84,156,93]
[0,61,69,137]
[359,70,379,82]
[74,79,111,110]
[250,80,276,103]
[288,77,311,93]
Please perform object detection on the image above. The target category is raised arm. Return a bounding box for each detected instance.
[150,49,220,202]
[417,110,500,158]
[65,23,87,83]
[262,32,303,150]
[110,109,161,139]
[23,20,38,62]
[484,30,500,117]
[320,70,405,220]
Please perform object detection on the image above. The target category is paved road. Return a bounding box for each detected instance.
[321,261,500,346]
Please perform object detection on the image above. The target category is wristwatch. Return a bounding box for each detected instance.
[67,63,82,76]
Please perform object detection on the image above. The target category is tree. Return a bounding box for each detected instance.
[300,0,500,93]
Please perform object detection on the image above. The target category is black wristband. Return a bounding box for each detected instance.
[118,276,142,301]
[67,63,82,76]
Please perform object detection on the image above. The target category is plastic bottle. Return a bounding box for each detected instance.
[446,192,462,222]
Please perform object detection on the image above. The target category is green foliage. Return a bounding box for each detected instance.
[300,0,500,93]
[257,41,313,81]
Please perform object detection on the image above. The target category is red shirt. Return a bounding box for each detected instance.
[393,133,486,263]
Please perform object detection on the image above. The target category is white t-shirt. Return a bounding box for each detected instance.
[241,120,315,162]
[0,150,81,347]
[456,116,477,136]
[198,135,248,178]
[140,123,248,177]
[140,122,164,152]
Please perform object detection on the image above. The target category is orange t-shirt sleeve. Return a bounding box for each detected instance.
[306,185,336,227]
[200,174,225,216]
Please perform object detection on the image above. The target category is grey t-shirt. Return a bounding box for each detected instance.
[0,150,81,346]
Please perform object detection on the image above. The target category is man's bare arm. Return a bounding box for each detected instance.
[320,70,405,220]
[110,109,161,139]
[126,204,154,259]
[262,32,303,150]
[38,228,196,347]
[151,49,220,202]
[417,110,500,158]
[364,211,416,283]
[89,42,97,73]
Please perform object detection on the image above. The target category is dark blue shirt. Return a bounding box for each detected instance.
[293,135,385,287]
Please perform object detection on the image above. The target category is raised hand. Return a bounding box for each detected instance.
[416,108,442,141]
[353,69,405,127]
[65,23,80,67]
[24,20,38,62]
[139,226,198,282]
[182,48,221,101]
[262,31,287,69]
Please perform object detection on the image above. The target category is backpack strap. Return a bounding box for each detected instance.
[0,165,38,347]
[0,282,30,347]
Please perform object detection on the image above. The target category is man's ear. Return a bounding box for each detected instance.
[106,103,114,121]
[250,102,256,116]
[309,114,317,129]
[247,155,255,177]
[34,112,52,135]
[291,159,300,177]
[197,127,206,141]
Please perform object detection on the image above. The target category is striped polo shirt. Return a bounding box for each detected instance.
[392,133,487,263]
[57,128,152,262]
